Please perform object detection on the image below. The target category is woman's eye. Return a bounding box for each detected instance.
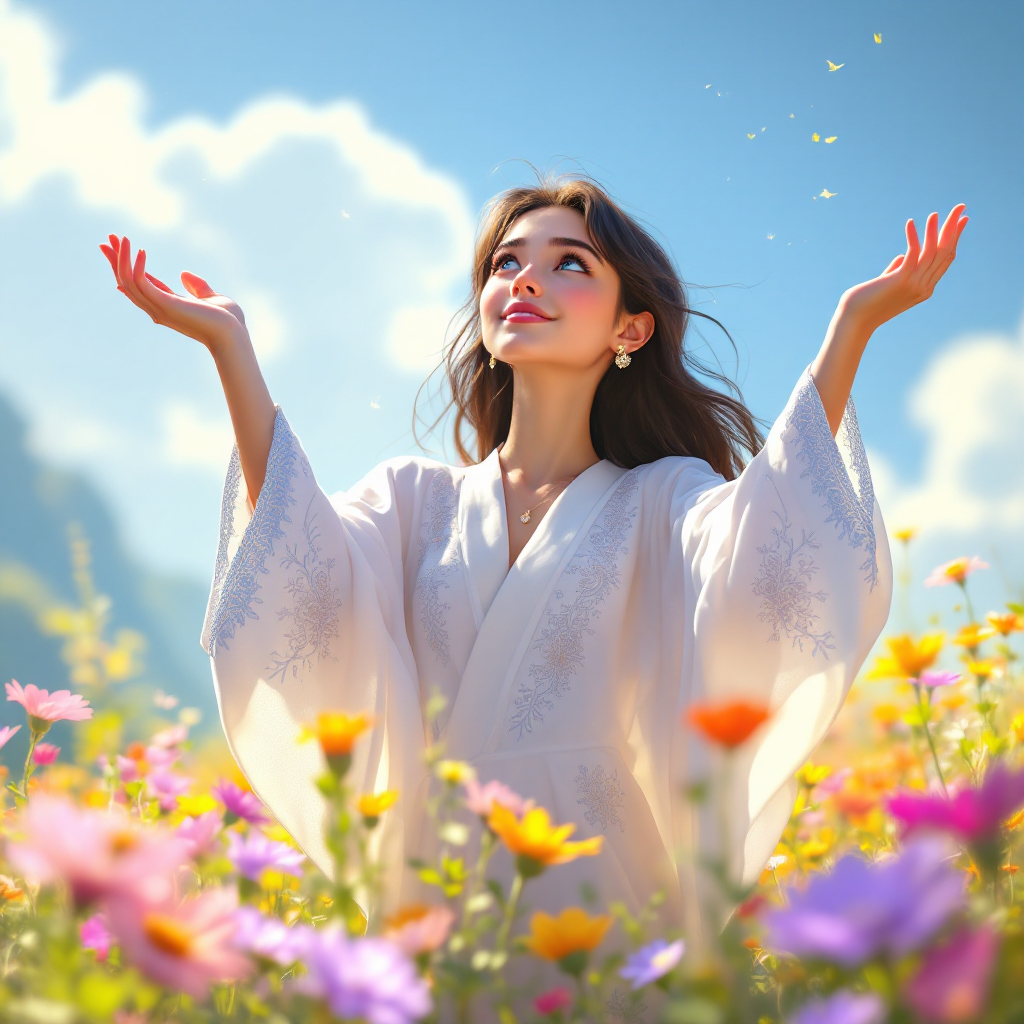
[494,254,520,272]
[557,254,588,273]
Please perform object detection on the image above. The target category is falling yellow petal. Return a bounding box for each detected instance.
[820,189,837,199]
[825,136,838,144]
[874,33,882,44]
[826,60,845,71]
[747,133,756,139]
[812,133,820,142]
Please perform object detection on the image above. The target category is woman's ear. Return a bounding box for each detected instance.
[615,311,655,355]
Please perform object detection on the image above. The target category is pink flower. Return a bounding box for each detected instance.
[0,725,20,751]
[534,988,573,1015]
[925,557,989,588]
[384,904,456,955]
[81,913,114,960]
[920,671,962,688]
[6,796,189,907]
[226,830,304,881]
[150,723,189,749]
[6,679,92,724]
[463,777,533,818]
[106,886,251,999]
[903,926,998,1022]
[116,754,143,783]
[146,768,193,812]
[212,779,271,825]
[32,743,59,765]
[176,811,224,858]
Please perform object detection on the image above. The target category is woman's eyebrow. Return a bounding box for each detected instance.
[492,236,605,263]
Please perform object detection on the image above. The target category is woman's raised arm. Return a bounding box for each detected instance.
[810,204,969,434]
[99,235,276,506]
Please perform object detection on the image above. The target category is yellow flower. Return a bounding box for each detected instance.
[871,702,902,727]
[302,711,373,757]
[1005,809,1024,830]
[177,793,219,817]
[1010,713,1024,743]
[524,907,612,962]
[357,790,399,819]
[487,804,602,874]
[868,634,944,680]
[798,828,835,862]
[435,760,476,785]
[938,690,968,712]
[966,660,995,679]
[797,763,832,787]
[988,611,1024,636]
[892,527,917,543]
[953,624,996,649]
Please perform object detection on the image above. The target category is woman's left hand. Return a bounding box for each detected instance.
[839,204,968,332]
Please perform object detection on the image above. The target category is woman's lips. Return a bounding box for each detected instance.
[503,311,551,323]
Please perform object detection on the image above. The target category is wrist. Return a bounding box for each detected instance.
[206,323,253,362]
[829,298,876,350]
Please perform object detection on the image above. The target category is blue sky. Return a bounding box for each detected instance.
[0,0,1021,610]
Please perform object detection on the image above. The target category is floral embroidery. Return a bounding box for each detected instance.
[266,498,343,683]
[209,411,301,656]
[415,471,460,666]
[752,480,834,658]
[574,764,625,833]
[606,989,647,1024]
[212,445,241,603]
[510,470,639,739]
[788,374,878,589]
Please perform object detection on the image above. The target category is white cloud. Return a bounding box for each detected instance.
[161,402,235,474]
[873,313,1024,538]
[386,303,461,372]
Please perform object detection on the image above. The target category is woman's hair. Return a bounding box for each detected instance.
[424,175,763,480]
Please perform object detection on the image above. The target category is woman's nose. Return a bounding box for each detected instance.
[511,263,541,297]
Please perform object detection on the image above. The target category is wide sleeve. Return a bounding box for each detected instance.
[675,371,892,906]
[200,410,427,904]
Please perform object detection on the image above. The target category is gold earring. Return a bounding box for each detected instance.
[614,344,631,369]
[489,354,496,369]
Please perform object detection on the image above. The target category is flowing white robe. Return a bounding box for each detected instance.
[201,369,891,946]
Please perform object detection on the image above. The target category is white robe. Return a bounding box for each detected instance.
[201,369,891,946]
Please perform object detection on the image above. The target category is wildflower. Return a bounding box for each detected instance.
[0,724,20,751]
[870,634,944,680]
[620,938,685,989]
[892,527,917,543]
[6,679,93,731]
[176,811,224,858]
[1011,713,1024,744]
[1002,864,1019,875]
[920,670,962,688]
[765,839,964,966]
[903,926,998,1023]
[987,610,1024,636]
[952,624,996,648]
[226,830,304,882]
[685,699,771,748]
[487,803,602,876]
[356,790,398,824]
[870,702,902,727]
[938,690,968,711]
[888,762,1024,845]
[1005,809,1024,830]
[925,556,988,587]
[463,777,532,817]
[32,743,59,765]
[298,926,431,1024]
[383,904,455,956]
[106,886,251,1000]
[6,796,189,907]
[81,913,114,961]
[965,660,994,679]
[790,990,886,1024]
[797,763,833,787]
[534,988,573,1015]
[150,723,189,749]
[302,711,372,773]
[525,907,612,974]
[232,905,309,965]
[767,855,788,871]
[0,875,24,900]
[435,759,476,784]
[211,779,271,825]
[146,768,192,811]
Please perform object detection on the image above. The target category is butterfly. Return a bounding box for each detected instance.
[826,60,845,71]
[747,133,756,139]
[825,136,837,144]
[874,33,882,43]
[812,133,820,142]
[819,189,837,199]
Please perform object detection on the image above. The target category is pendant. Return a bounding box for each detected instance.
[520,511,532,524]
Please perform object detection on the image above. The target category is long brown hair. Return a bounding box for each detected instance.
[424,175,763,480]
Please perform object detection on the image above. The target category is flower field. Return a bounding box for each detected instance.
[0,537,1022,1023]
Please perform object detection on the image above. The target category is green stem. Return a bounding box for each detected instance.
[914,683,948,796]
[494,871,524,957]
[17,728,45,800]
[958,580,978,625]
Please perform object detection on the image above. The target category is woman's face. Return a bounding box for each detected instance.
[480,206,650,371]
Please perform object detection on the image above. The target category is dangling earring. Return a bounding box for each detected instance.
[614,344,631,369]
[489,354,496,369]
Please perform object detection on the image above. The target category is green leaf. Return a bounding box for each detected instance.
[486,879,506,907]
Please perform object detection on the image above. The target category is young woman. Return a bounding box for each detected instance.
[100,179,966,945]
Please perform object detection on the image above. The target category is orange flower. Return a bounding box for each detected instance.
[953,624,996,649]
[303,711,373,757]
[869,634,944,680]
[938,690,968,712]
[834,789,877,819]
[356,790,398,820]
[524,907,612,962]
[871,702,902,728]
[1001,864,1019,875]
[988,611,1024,636]
[1005,809,1024,830]
[685,700,771,748]
[487,804,602,875]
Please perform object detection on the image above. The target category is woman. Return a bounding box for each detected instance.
[100,178,966,946]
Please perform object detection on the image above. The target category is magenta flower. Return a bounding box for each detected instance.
[903,926,998,1023]
[146,768,192,812]
[924,556,988,588]
[32,743,59,765]
[920,670,962,688]
[0,725,20,751]
[790,990,886,1024]
[177,811,224,858]
[888,762,1024,844]
[150,723,189,749]
[463,777,533,818]
[81,913,114,961]
[105,886,251,999]
[226,830,304,881]
[232,905,309,964]
[212,780,271,825]
[534,988,573,1015]
[6,679,92,725]
[620,938,685,989]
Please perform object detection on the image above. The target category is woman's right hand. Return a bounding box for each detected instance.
[99,235,248,352]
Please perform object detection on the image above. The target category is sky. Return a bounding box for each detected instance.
[0,0,1021,614]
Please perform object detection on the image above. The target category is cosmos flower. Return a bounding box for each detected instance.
[81,913,114,961]
[925,557,988,587]
[225,830,304,882]
[384,904,456,956]
[463,777,533,818]
[620,938,685,989]
[685,699,771,748]
[0,725,21,751]
[487,804,602,875]
[534,988,573,1016]
[231,905,309,965]
[32,743,59,765]
[765,839,964,966]
[6,679,93,726]
[524,907,613,962]
[146,768,193,812]
[920,671,962,688]
[789,990,886,1024]
[903,926,999,1023]
[211,780,271,825]
[176,811,224,858]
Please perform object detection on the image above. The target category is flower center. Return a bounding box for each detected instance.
[109,830,138,854]
[143,913,193,957]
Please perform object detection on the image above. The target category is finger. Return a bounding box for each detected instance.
[883,254,905,274]
[937,204,967,249]
[903,218,921,270]
[117,239,163,320]
[145,271,175,294]
[180,271,217,300]
[99,243,119,277]
[919,211,939,264]
[107,233,121,253]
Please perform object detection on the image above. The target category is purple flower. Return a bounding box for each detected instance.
[226,830,305,881]
[765,839,963,967]
[299,926,432,1024]
[889,762,1024,844]
[920,670,962,688]
[81,913,113,961]
[790,990,886,1024]
[620,939,685,989]
[146,768,192,811]
[903,926,999,1023]
[212,780,271,825]
[232,906,309,965]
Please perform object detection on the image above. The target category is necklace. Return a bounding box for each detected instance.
[499,453,579,526]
